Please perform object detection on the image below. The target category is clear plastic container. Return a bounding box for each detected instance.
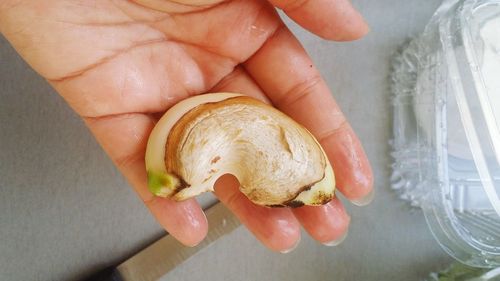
[391,0,500,268]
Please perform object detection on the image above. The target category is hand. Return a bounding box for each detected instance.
[0,0,373,252]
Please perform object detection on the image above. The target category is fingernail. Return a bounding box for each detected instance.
[280,236,301,254]
[322,231,348,247]
[361,22,371,37]
[350,189,374,206]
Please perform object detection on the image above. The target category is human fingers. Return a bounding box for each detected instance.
[244,25,373,203]
[84,113,208,246]
[210,67,351,250]
[210,68,300,252]
[292,198,350,245]
[268,0,369,41]
[214,175,301,253]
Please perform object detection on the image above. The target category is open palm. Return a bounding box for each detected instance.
[0,0,373,252]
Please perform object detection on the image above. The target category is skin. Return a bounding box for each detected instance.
[0,0,373,252]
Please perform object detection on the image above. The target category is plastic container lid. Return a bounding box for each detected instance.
[391,0,500,268]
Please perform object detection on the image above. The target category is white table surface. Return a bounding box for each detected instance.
[0,1,455,280]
